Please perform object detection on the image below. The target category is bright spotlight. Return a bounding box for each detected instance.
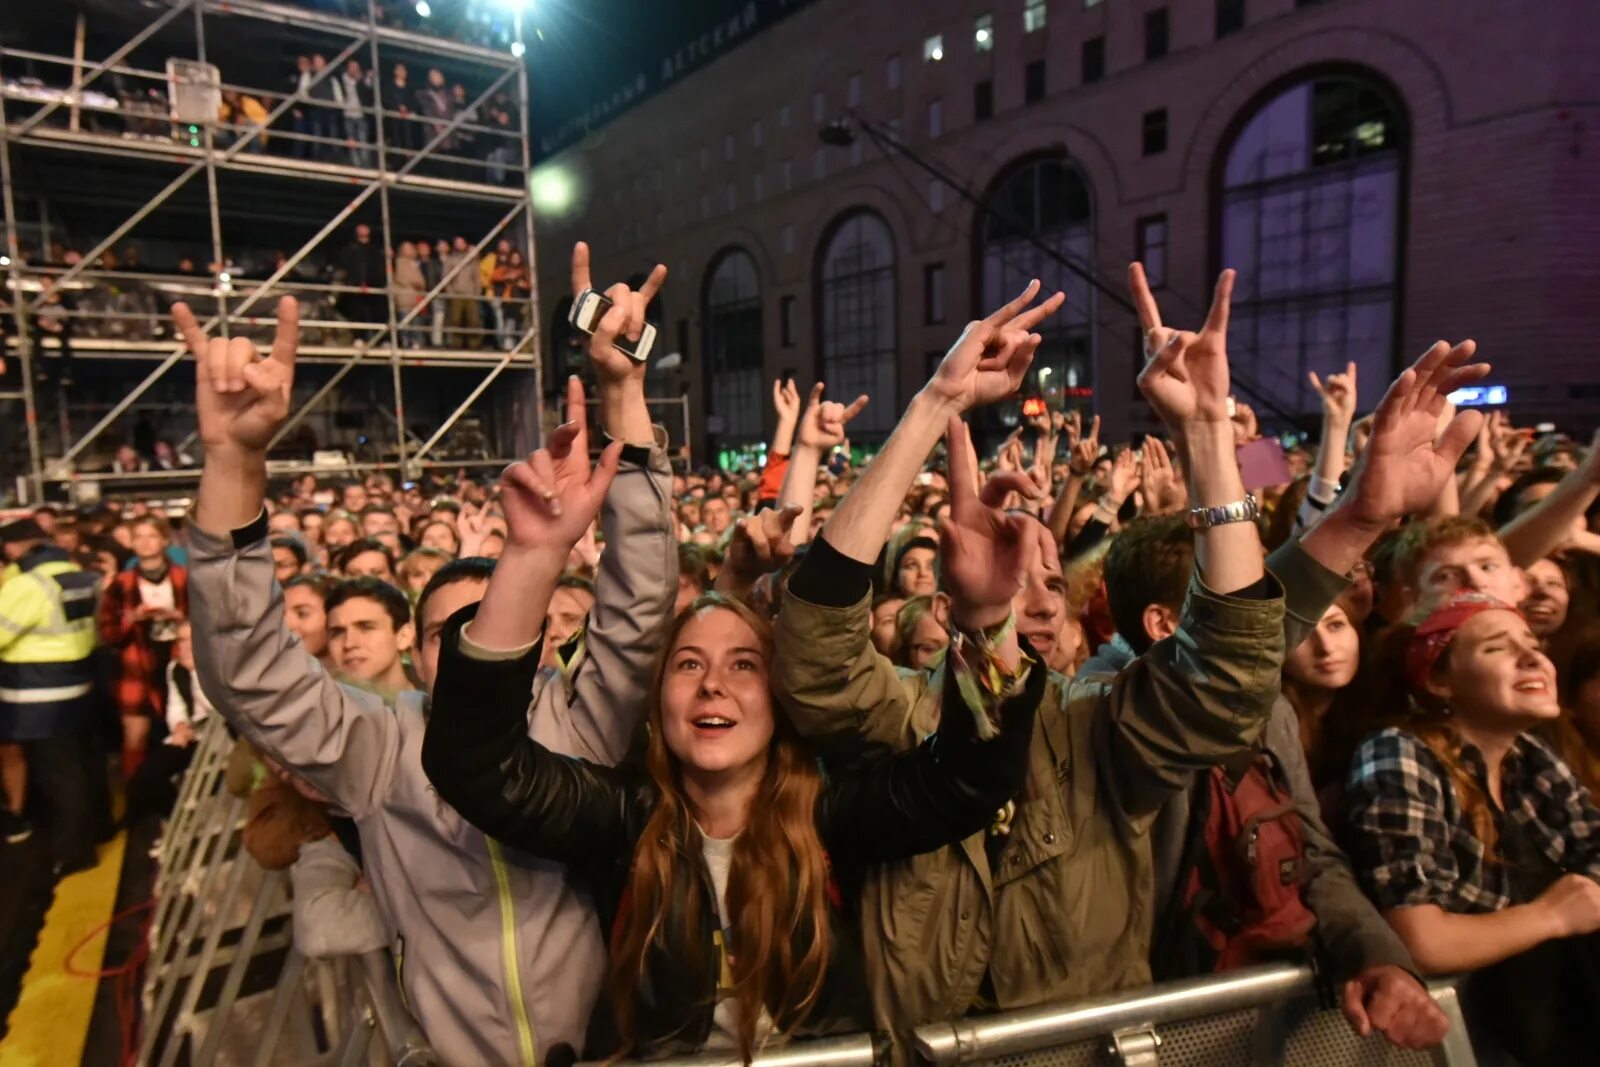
[510,40,526,57]
[975,28,991,43]
[930,45,944,61]
[530,165,575,215]
[415,0,431,17]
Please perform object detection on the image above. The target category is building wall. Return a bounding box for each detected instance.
[532,0,1600,456]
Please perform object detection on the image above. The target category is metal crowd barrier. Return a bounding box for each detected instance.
[910,963,1477,1067]
[140,716,439,1066]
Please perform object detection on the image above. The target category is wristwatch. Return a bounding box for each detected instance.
[1185,495,1260,530]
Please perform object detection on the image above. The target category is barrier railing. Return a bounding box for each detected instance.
[140,717,439,1066]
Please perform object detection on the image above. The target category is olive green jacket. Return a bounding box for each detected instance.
[773,540,1341,1045]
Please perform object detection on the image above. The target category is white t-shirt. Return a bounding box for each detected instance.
[138,572,180,643]
[698,830,776,1053]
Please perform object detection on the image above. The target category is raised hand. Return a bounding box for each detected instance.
[928,281,1065,413]
[772,378,802,426]
[1103,447,1141,509]
[1340,341,1489,530]
[1129,262,1235,429]
[940,416,1046,629]
[1310,361,1359,428]
[499,376,623,555]
[717,504,804,596]
[1068,415,1101,477]
[176,297,299,453]
[1141,435,1188,515]
[1487,411,1534,473]
[570,241,666,384]
[795,383,869,451]
[457,501,494,558]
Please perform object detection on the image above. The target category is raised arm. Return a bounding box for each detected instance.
[1499,429,1600,567]
[179,298,401,819]
[779,383,867,545]
[420,603,642,869]
[1047,414,1097,546]
[817,280,1063,564]
[559,244,677,762]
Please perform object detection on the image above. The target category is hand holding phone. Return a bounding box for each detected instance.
[567,242,665,367]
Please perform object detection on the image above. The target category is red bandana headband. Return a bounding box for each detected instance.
[1404,591,1524,696]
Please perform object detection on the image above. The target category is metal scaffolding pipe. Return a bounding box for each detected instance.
[8,0,196,139]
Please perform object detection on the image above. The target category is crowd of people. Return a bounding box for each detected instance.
[0,224,530,375]
[2,240,1598,1066]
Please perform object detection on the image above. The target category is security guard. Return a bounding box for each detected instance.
[0,517,108,872]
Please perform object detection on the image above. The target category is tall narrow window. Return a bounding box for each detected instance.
[1218,73,1405,414]
[817,212,898,439]
[703,250,764,446]
[1145,9,1169,60]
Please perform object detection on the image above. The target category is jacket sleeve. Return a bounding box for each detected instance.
[165,663,192,734]
[0,575,47,653]
[420,602,645,870]
[1095,573,1287,822]
[1268,538,1352,656]
[290,837,391,959]
[773,535,927,763]
[98,574,139,649]
[819,651,1045,866]
[186,512,404,820]
[1271,705,1418,981]
[561,439,677,764]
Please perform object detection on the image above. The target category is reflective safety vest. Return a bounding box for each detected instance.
[0,546,100,729]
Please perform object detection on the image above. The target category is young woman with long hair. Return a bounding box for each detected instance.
[1342,592,1600,1064]
[1280,594,1373,794]
[420,385,1042,1062]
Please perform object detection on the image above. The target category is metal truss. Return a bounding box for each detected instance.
[0,0,543,501]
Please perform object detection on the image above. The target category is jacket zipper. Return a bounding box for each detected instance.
[486,838,539,1067]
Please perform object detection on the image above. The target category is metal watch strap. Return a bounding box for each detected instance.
[1184,494,1260,530]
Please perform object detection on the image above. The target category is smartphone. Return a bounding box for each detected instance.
[568,289,656,362]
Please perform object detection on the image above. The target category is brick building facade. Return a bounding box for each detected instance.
[532,0,1600,458]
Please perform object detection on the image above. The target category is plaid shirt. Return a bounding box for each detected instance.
[97,564,188,720]
[1344,727,1600,913]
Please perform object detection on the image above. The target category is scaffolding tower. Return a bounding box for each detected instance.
[0,0,543,505]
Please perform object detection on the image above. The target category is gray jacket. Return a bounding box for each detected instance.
[188,444,675,1067]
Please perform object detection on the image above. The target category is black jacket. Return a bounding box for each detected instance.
[421,601,1043,1058]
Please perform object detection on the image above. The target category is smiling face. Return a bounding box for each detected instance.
[1430,609,1561,731]
[1520,559,1569,638]
[658,606,775,778]
[1285,604,1361,692]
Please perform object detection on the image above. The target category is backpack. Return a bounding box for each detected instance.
[1153,749,1317,979]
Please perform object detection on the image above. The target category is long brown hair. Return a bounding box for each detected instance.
[1281,595,1374,789]
[1411,642,1502,858]
[609,593,830,1063]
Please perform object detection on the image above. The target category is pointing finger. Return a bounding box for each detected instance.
[270,295,300,369]
[1203,269,1235,336]
[172,302,209,359]
[841,394,869,421]
[982,279,1041,329]
[1128,262,1163,334]
[570,241,592,296]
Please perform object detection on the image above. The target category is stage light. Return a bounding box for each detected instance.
[415,1,431,17]
[0,255,10,268]
[510,40,526,57]
[530,164,575,215]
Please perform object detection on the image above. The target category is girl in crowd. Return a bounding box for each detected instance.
[890,595,946,670]
[98,515,188,777]
[417,520,461,555]
[1343,593,1600,1064]
[421,398,1043,1062]
[1280,595,1371,794]
[397,547,451,596]
[886,531,938,598]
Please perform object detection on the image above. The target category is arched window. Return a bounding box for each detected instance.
[817,211,896,439]
[979,155,1096,410]
[702,248,764,446]
[1219,72,1405,413]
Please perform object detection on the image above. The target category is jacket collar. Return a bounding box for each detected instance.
[18,543,71,573]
